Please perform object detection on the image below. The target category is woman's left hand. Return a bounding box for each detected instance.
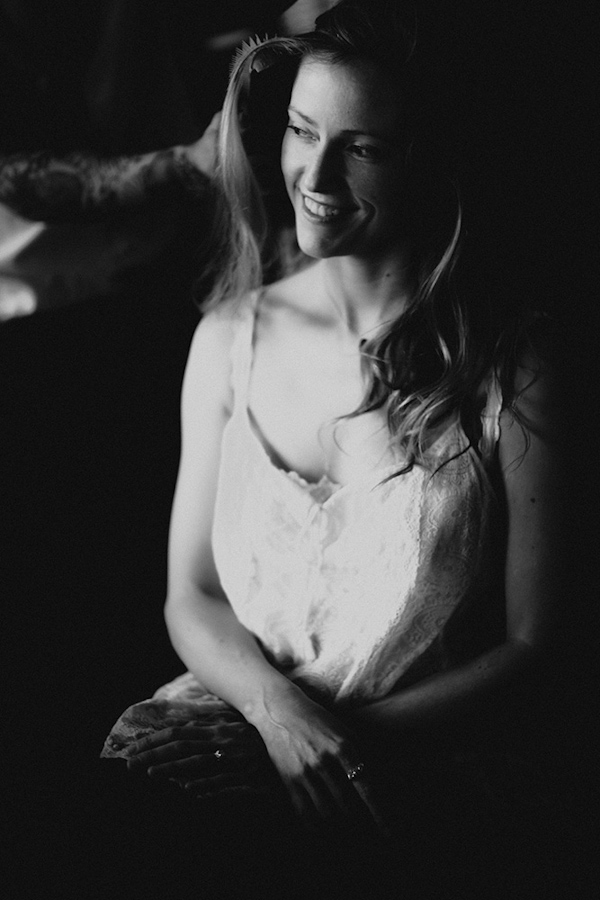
[250,682,389,833]
[124,717,272,797]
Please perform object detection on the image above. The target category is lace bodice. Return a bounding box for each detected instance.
[205,292,502,706]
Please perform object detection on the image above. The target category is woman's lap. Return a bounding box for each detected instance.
[7,759,401,900]
[5,745,590,900]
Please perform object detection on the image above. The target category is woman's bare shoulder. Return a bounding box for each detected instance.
[500,343,564,435]
[183,295,254,413]
[189,295,253,359]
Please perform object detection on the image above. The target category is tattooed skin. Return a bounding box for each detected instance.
[0,147,205,221]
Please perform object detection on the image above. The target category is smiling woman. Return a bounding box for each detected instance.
[96,2,579,897]
[282,58,406,261]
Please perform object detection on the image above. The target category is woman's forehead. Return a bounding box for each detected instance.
[289,57,401,136]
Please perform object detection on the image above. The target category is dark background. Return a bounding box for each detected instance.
[0,0,301,744]
[0,1,597,895]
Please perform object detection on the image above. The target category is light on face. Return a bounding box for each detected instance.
[281,58,405,260]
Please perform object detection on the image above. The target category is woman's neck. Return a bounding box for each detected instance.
[316,253,413,342]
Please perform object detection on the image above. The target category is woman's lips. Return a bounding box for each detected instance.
[301,194,353,221]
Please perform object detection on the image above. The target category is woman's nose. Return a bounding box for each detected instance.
[302,144,341,194]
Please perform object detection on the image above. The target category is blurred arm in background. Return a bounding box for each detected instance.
[0,0,301,318]
[0,117,220,223]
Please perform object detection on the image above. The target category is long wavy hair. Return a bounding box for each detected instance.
[202,0,532,469]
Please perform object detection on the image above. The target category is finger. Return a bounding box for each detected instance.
[282,765,342,828]
[337,756,390,834]
[127,726,264,772]
[319,763,356,817]
[286,782,324,832]
[350,778,390,836]
[195,709,242,724]
[127,723,245,755]
[183,771,252,798]
[125,719,255,756]
[127,739,216,770]
[194,784,264,802]
[147,745,261,778]
[303,773,340,823]
[147,752,223,779]
[125,727,209,755]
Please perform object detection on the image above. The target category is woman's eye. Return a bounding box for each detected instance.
[348,144,384,161]
[286,123,314,140]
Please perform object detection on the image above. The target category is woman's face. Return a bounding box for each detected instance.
[281,57,406,261]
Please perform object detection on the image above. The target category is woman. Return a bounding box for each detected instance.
[103,1,566,892]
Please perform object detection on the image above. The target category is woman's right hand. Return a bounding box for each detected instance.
[251,682,387,833]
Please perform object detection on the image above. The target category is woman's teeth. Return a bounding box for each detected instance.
[303,196,343,219]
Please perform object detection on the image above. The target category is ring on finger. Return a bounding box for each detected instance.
[346,762,365,781]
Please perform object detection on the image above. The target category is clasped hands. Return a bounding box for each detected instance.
[124,709,270,801]
[124,685,387,834]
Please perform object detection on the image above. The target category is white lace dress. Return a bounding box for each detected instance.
[102,291,502,757]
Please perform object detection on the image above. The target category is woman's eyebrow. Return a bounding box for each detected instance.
[287,106,317,126]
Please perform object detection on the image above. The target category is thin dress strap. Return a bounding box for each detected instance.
[479,371,503,462]
[229,290,260,411]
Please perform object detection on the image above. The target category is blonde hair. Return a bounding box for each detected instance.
[201,2,527,468]
[201,37,302,311]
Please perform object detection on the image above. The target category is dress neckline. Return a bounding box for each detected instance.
[245,405,341,494]
[239,291,406,502]
[241,402,413,507]
[231,289,491,506]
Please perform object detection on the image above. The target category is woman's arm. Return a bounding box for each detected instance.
[347,357,566,744]
[160,305,383,828]
[0,112,220,221]
[163,305,288,716]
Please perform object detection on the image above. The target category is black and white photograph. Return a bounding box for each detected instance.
[1,2,597,897]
